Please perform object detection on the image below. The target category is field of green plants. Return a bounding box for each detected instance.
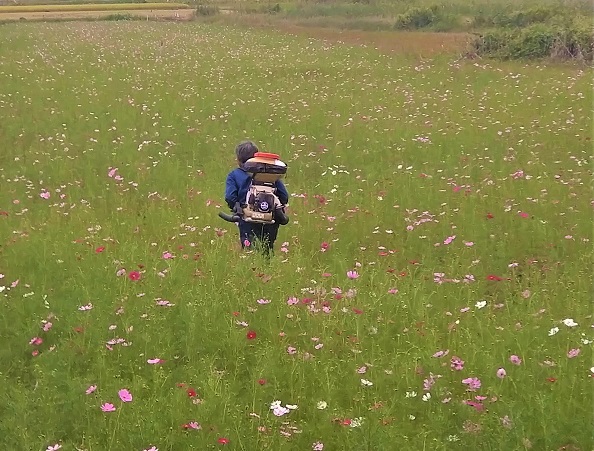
[0,20,592,451]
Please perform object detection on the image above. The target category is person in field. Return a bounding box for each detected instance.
[224,140,289,254]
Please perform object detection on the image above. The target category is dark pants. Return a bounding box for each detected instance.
[238,220,279,254]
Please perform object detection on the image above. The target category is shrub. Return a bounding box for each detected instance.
[472,22,593,61]
[195,4,218,16]
[267,3,281,14]
[394,6,438,30]
[472,7,562,29]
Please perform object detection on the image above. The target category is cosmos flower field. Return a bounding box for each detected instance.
[0,21,592,451]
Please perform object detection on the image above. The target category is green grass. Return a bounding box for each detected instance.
[0,21,592,451]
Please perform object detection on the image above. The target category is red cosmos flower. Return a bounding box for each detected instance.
[0,211,9,216]
[246,330,257,340]
[95,246,105,253]
[487,274,504,281]
[128,271,141,281]
[257,378,267,385]
[217,437,230,445]
[546,377,557,383]
[187,388,197,398]
[486,212,494,219]
[353,308,363,315]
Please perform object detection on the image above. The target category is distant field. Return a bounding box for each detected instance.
[0,2,189,11]
[0,7,192,19]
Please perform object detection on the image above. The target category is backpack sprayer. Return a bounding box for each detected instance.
[218,152,289,225]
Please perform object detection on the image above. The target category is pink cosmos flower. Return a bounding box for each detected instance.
[463,400,484,411]
[313,442,324,451]
[85,385,97,395]
[29,337,43,346]
[388,288,398,294]
[287,297,299,305]
[183,421,201,430]
[143,447,158,451]
[40,191,50,199]
[462,377,482,391]
[451,356,464,371]
[118,388,133,403]
[443,235,456,245]
[46,444,62,451]
[568,348,580,358]
[42,322,53,332]
[101,403,116,412]
[147,358,164,364]
[346,270,359,279]
[257,298,271,304]
[162,251,174,259]
[287,346,297,355]
[78,303,93,311]
[496,368,507,379]
[510,355,522,365]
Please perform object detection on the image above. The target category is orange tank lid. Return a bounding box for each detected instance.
[254,152,280,160]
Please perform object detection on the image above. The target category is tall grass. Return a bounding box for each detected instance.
[0,21,592,450]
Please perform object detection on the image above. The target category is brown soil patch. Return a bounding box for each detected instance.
[203,14,472,57]
[279,25,471,56]
[0,8,193,20]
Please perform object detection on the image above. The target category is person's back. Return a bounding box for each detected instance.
[224,141,289,253]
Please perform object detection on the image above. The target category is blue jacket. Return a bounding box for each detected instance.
[225,168,289,210]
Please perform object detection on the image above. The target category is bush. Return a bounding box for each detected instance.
[267,3,281,14]
[472,7,561,29]
[394,6,438,30]
[472,22,593,61]
[195,4,218,16]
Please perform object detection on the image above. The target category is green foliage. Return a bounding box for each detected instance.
[393,5,438,30]
[472,22,594,61]
[102,12,134,20]
[195,3,218,16]
[472,6,560,28]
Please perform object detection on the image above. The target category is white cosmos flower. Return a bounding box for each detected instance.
[563,318,578,327]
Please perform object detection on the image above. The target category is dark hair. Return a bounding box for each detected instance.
[235,140,259,165]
